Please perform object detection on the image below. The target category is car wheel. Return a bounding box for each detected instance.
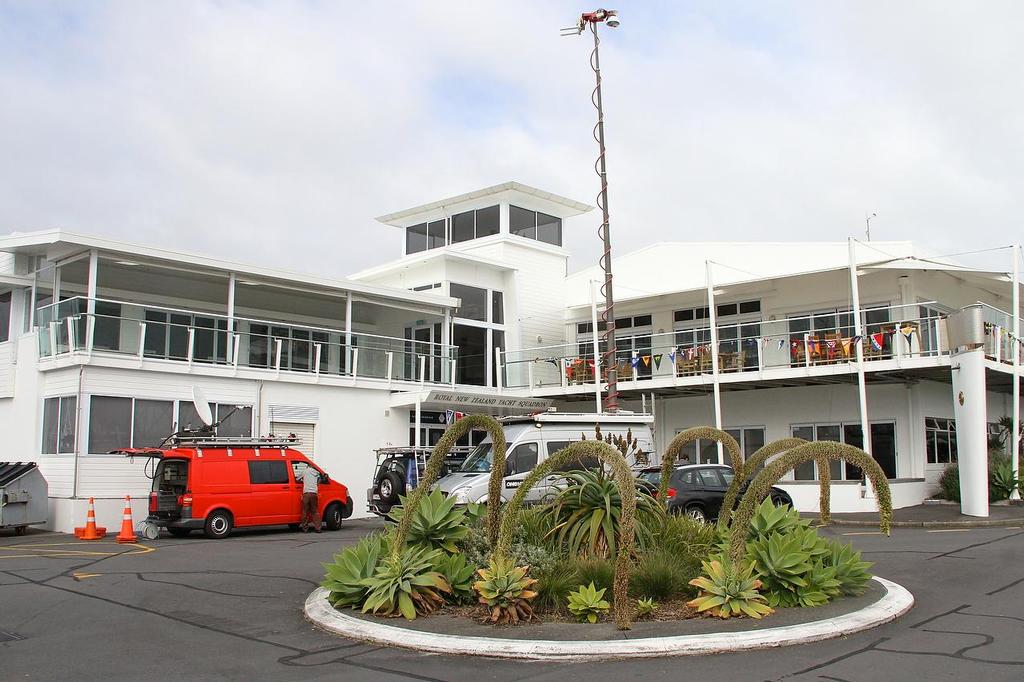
[324,503,343,531]
[14,525,27,536]
[685,505,707,524]
[167,527,192,538]
[204,510,233,539]
[378,472,404,503]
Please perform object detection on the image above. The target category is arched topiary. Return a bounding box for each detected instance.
[496,441,638,630]
[718,438,807,530]
[658,427,741,506]
[390,414,506,559]
[728,441,892,563]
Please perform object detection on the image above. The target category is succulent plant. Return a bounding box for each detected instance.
[635,597,658,617]
[567,582,611,623]
[433,551,479,604]
[687,556,774,619]
[748,496,809,540]
[361,545,450,620]
[474,556,539,624]
[388,488,470,553]
[824,540,874,596]
[321,531,388,609]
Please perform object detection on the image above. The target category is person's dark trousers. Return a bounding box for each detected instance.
[301,492,321,531]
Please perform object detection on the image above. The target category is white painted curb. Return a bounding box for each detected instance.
[304,576,913,660]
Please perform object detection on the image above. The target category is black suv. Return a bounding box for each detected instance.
[636,464,793,523]
[367,447,472,516]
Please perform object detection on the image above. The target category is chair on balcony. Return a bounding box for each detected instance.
[790,338,806,366]
[676,354,698,376]
[823,332,846,363]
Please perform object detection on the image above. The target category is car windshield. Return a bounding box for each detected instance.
[459,442,493,473]
[637,470,660,486]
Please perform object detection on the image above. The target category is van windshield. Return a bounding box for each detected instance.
[459,442,493,473]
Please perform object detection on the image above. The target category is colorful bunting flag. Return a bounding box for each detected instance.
[667,349,676,363]
[653,354,663,369]
[778,339,786,350]
[870,333,884,351]
[630,356,640,368]
[642,355,651,367]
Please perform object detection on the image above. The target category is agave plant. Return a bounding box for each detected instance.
[361,545,451,620]
[749,524,837,607]
[748,496,809,540]
[545,468,661,559]
[321,531,388,608]
[687,556,774,619]
[567,582,611,623]
[635,597,658,617]
[433,551,478,604]
[388,488,470,553]
[473,556,539,624]
[825,540,874,596]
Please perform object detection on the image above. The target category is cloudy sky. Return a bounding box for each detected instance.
[1,1,1021,277]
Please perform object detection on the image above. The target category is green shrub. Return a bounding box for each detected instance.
[533,559,579,612]
[361,545,450,620]
[321,531,388,609]
[388,488,470,553]
[989,455,1018,501]
[629,550,685,601]
[567,582,611,623]
[570,556,616,597]
[513,506,557,551]
[545,468,662,559]
[823,539,873,596]
[938,463,960,502]
[456,523,556,576]
[657,513,718,560]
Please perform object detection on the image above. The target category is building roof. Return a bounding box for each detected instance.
[376,181,593,226]
[350,243,516,283]
[0,229,458,308]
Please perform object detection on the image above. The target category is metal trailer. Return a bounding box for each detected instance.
[0,463,48,535]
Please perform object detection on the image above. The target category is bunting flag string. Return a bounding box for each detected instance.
[641,355,651,367]
[653,354,663,369]
[630,356,640,368]
[667,349,676,363]
[778,339,786,350]
[870,333,884,351]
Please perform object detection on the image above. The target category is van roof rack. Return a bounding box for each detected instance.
[169,434,300,448]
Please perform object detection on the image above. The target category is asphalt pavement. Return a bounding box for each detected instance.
[1,519,1022,681]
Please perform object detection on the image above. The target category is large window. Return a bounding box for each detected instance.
[144,310,228,363]
[134,399,174,447]
[248,324,331,372]
[87,397,176,452]
[453,324,487,386]
[92,301,122,351]
[407,206,500,254]
[791,422,897,480]
[41,396,77,454]
[177,401,253,437]
[450,283,488,322]
[510,205,562,246]
[672,427,765,465]
[0,290,11,342]
[248,460,289,484]
[925,417,957,464]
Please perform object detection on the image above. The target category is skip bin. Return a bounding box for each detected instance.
[0,463,48,535]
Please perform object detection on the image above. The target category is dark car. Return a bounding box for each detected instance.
[636,464,793,524]
[367,446,472,516]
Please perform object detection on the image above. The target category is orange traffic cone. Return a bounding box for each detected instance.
[74,497,107,540]
[115,495,137,544]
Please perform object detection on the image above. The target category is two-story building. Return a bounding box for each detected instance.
[1,181,1020,531]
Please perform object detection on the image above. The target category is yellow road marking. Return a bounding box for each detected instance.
[0,541,155,559]
[926,528,972,533]
[842,531,883,536]
[72,572,102,580]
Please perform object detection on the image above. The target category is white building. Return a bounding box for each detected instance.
[1,181,1020,531]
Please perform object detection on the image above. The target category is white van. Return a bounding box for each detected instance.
[433,412,654,505]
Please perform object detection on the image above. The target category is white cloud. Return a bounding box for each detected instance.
[1,1,1021,278]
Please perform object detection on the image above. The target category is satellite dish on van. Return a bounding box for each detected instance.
[191,387,214,427]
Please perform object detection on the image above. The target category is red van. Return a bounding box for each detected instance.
[120,437,352,539]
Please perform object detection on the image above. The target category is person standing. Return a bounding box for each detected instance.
[299,463,322,533]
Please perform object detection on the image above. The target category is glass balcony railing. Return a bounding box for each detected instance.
[978,302,1023,365]
[35,297,457,385]
[501,303,956,390]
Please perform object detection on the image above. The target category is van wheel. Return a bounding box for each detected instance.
[378,472,404,503]
[204,510,233,539]
[167,528,192,538]
[324,503,343,531]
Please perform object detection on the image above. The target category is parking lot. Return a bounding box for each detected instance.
[1,519,1022,681]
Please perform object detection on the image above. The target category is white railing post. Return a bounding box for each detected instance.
[995,325,1002,362]
[894,323,903,360]
[138,322,147,361]
[386,351,394,386]
[274,338,283,374]
[86,315,95,355]
[351,348,359,381]
[450,357,456,387]
[561,357,568,389]
[66,317,76,353]
[803,333,811,368]
[232,333,241,367]
[48,321,57,359]
[313,342,322,375]
[528,361,535,395]
[187,328,196,368]
[758,337,765,372]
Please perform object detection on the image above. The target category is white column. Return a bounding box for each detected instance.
[414,400,422,449]
[706,261,723,463]
[849,239,874,498]
[1012,244,1021,499]
[590,279,603,414]
[953,347,989,516]
[226,272,236,362]
[86,250,98,315]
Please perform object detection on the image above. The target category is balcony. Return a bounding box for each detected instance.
[501,302,1019,394]
[35,297,457,386]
